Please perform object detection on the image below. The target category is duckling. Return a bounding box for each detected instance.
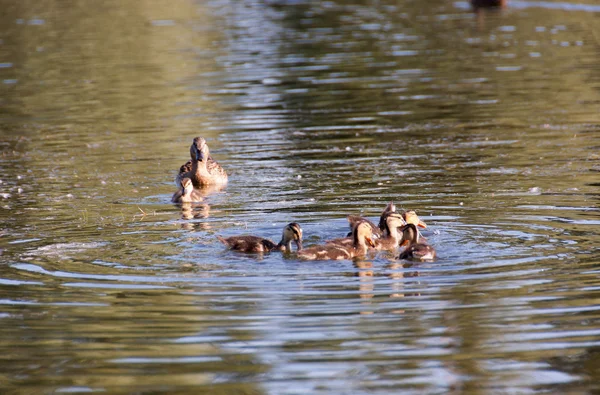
[217,223,302,253]
[298,221,375,260]
[374,212,408,251]
[171,178,204,203]
[403,210,428,241]
[397,223,436,261]
[176,137,228,188]
[377,202,398,233]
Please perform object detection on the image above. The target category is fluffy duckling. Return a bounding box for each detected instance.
[299,222,375,260]
[397,224,436,261]
[374,212,408,251]
[171,178,204,203]
[377,202,398,233]
[176,137,228,188]
[217,223,302,253]
[403,210,428,241]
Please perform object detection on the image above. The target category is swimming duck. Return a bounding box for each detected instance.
[375,212,409,251]
[176,137,228,188]
[298,221,375,260]
[403,210,428,239]
[397,223,436,261]
[377,202,398,233]
[171,178,204,203]
[217,223,302,253]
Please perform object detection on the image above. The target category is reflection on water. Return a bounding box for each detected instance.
[1,0,600,393]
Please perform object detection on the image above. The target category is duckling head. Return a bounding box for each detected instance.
[353,221,376,248]
[281,222,303,251]
[191,137,210,162]
[385,212,406,231]
[378,201,397,230]
[398,223,419,247]
[404,211,427,229]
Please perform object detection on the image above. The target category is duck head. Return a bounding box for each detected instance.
[281,222,303,251]
[353,221,376,248]
[398,223,420,247]
[378,201,397,231]
[190,137,210,162]
[404,211,427,229]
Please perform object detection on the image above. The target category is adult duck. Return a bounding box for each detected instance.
[176,137,228,188]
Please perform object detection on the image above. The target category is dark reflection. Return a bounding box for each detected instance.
[472,0,508,29]
[547,347,600,393]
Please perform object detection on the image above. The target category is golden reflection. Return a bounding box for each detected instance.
[176,183,225,229]
[388,261,406,299]
[353,257,422,311]
[354,260,374,301]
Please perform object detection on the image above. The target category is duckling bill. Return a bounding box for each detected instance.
[217,223,302,253]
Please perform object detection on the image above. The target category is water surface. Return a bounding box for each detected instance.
[1,0,600,393]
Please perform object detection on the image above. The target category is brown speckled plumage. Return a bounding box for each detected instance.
[397,224,436,261]
[217,223,302,253]
[299,222,375,261]
[176,137,228,188]
[374,213,407,251]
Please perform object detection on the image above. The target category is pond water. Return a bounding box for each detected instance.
[1,0,600,393]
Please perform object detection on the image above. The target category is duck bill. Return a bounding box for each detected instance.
[417,220,427,229]
[295,240,303,251]
[399,239,409,247]
[366,237,375,248]
[192,146,202,162]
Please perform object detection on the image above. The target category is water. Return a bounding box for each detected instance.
[1,0,600,393]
